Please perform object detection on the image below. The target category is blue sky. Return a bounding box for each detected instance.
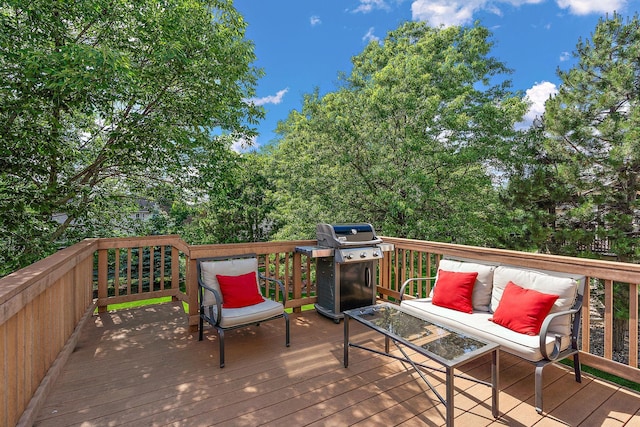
[233,0,638,149]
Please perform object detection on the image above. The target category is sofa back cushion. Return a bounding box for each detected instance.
[492,265,584,336]
[435,258,497,312]
[490,281,559,335]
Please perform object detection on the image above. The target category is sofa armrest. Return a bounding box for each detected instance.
[198,282,223,325]
[539,307,580,360]
[399,277,436,301]
[259,273,287,305]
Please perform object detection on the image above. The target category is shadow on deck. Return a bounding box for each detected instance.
[34,302,640,426]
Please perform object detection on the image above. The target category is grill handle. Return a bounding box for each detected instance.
[365,266,371,288]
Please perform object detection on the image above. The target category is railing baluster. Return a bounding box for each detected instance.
[604,279,613,360]
[630,283,638,368]
[160,246,165,291]
[149,246,155,292]
[138,247,143,294]
[127,248,132,295]
[114,248,120,296]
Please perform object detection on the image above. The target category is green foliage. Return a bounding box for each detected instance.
[176,152,281,244]
[504,13,640,261]
[500,14,640,348]
[269,22,527,244]
[0,0,263,275]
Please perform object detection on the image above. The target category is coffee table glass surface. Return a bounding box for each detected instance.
[345,303,495,367]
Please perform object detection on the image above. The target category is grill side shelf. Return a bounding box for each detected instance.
[294,246,335,258]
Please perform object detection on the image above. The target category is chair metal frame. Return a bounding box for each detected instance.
[197,254,290,368]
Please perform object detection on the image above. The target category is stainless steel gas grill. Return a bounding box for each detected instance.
[295,223,394,323]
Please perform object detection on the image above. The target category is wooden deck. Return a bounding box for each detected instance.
[33,302,640,427]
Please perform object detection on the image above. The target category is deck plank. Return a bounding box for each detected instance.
[33,302,640,427]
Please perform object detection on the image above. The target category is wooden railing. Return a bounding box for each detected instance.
[1,239,97,427]
[2,234,640,427]
[95,235,191,312]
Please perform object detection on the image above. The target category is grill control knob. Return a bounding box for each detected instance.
[373,251,380,257]
[360,252,367,258]
[346,253,354,260]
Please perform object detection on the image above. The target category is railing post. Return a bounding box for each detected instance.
[186,255,199,333]
[171,246,179,302]
[292,252,302,313]
[97,248,108,313]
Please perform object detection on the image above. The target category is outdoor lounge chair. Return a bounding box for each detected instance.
[197,254,290,367]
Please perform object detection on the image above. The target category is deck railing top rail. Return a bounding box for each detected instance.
[382,236,640,283]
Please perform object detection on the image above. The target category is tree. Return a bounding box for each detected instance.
[176,151,281,244]
[541,12,640,262]
[0,0,263,275]
[504,13,640,353]
[270,22,527,244]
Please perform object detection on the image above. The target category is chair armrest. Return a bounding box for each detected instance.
[539,307,580,360]
[259,273,287,305]
[399,277,436,301]
[198,282,222,325]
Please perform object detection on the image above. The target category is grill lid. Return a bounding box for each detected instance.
[316,223,382,248]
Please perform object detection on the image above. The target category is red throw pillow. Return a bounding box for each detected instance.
[216,272,265,308]
[431,269,478,314]
[490,281,559,335]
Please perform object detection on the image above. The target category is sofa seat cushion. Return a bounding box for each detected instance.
[492,266,583,336]
[218,298,284,328]
[435,259,496,312]
[400,298,571,362]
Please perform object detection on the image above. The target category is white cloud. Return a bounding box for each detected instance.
[231,137,251,153]
[556,0,626,15]
[231,135,257,153]
[247,88,289,106]
[310,15,321,26]
[560,51,571,61]
[517,81,558,129]
[353,0,391,13]
[409,0,619,27]
[362,27,380,43]
[410,0,492,27]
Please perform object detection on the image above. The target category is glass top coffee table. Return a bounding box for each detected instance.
[343,303,499,426]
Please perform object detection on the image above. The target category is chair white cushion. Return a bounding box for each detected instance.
[219,298,284,328]
[200,257,260,306]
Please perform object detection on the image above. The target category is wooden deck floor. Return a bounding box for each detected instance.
[33,302,640,427]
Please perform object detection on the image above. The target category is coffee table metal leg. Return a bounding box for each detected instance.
[343,314,349,368]
[446,367,454,427]
[492,349,500,418]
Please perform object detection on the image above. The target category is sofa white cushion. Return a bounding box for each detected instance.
[433,258,497,312]
[491,266,583,336]
[400,298,570,362]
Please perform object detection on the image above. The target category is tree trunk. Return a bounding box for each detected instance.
[613,317,627,354]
